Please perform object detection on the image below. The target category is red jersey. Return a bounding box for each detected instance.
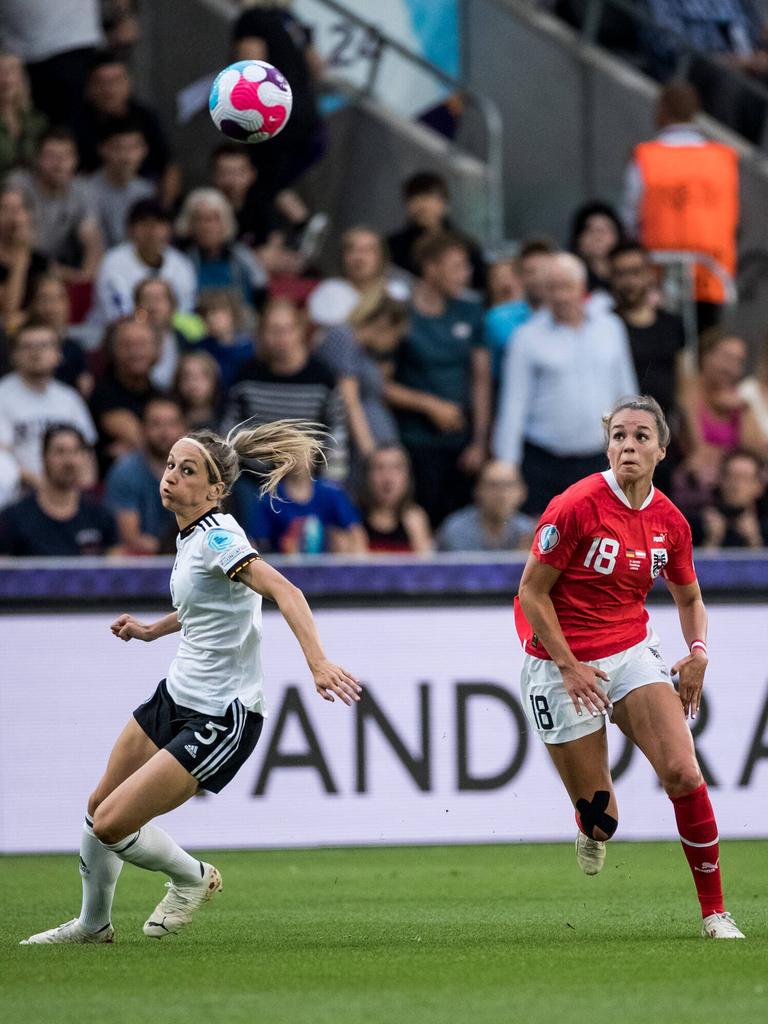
[515,470,696,661]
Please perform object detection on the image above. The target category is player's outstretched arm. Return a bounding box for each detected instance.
[238,559,361,706]
[111,611,181,642]
[518,555,611,717]
[667,580,708,719]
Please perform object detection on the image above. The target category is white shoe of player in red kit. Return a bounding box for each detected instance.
[701,912,745,939]
[20,919,114,945]
[575,833,606,875]
[143,863,222,938]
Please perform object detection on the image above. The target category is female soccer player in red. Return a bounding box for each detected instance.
[516,395,744,939]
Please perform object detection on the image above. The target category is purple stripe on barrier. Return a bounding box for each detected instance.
[0,552,766,604]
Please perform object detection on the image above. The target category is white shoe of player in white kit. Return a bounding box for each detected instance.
[701,912,745,939]
[20,919,114,945]
[575,833,606,875]
[143,863,222,938]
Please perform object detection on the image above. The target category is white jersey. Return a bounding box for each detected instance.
[166,510,264,717]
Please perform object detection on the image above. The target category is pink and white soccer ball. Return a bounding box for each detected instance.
[209,60,292,143]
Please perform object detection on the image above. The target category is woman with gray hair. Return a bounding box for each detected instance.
[516,394,744,940]
[176,187,267,309]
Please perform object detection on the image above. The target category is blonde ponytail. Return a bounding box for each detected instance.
[185,420,329,499]
[228,419,329,496]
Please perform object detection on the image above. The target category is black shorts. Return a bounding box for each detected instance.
[133,680,263,793]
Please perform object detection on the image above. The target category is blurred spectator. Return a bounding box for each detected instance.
[485,239,556,383]
[569,200,625,294]
[104,395,184,554]
[436,460,534,552]
[0,185,49,329]
[689,449,768,548]
[309,227,410,328]
[642,0,762,81]
[75,51,180,206]
[0,424,116,555]
[232,7,324,197]
[677,329,765,493]
[0,0,102,127]
[175,188,267,310]
[315,294,406,473]
[0,445,20,509]
[621,82,739,333]
[101,0,141,59]
[739,332,768,442]
[0,50,47,177]
[386,233,491,526]
[133,277,186,392]
[609,241,686,414]
[358,443,432,553]
[0,320,97,492]
[28,274,93,396]
[493,253,638,516]
[6,128,103,282]
[221,298,348,480]
[196,289,254,392]
[386,172,486,291]
[485,255,525,382]
[172,351,221,432]
[247,463,366,554]
[89,315,161,466]
[86,116,155,247]
[210,143,308,274]
[86,199,196,340]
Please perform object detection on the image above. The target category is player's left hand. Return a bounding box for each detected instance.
[311,659,362,706]
[671,648,708,719]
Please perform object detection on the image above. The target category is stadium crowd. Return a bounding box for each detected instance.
[2,0,768,557]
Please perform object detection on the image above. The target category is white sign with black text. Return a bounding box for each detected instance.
[1,606,766,852]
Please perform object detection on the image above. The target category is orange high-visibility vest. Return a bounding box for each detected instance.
[635,140,738,304]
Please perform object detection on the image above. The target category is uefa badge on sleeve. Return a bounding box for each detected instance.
[538,524,560,554]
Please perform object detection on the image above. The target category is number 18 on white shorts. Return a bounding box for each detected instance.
[520,630,672,744]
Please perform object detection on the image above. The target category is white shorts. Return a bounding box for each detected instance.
[520,629,672,745]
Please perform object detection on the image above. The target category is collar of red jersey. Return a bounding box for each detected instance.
[601,469,655,510]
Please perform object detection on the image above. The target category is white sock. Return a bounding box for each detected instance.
[78,815,123,932]
[103,824,204,886]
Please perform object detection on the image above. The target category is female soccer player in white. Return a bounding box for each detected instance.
[22,420,361,944]
[515,396,744,939]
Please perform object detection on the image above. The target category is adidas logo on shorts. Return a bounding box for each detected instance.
[184,744,198,758]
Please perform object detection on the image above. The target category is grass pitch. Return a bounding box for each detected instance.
[2,842,766,1024]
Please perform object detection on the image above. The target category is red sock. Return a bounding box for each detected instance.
[670,783,724,918]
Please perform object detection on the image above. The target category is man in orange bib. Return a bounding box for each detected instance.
[621,82,739,333]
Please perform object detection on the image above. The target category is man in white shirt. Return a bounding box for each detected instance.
[0,320,97,489]
[493,253,638,516]
[84,199,196,348]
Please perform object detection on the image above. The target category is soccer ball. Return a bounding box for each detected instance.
[209,60,293,143]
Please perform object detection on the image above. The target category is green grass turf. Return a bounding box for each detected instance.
[1,842,766,1024]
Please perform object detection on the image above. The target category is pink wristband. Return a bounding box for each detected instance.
[690,640,707,655]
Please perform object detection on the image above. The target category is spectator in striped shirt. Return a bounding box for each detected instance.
[220,298,349,480]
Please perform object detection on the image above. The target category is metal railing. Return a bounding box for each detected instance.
[225,0,505,246]
[651,251,737,356]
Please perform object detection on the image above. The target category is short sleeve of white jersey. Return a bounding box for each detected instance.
[200,523,259,580]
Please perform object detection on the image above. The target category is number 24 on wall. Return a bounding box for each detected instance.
[584,537,619,575]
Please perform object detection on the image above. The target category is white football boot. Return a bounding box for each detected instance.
[575,832,606,875]
[701,912,745,939]
[143,863,222,938]
[21,919,114,945]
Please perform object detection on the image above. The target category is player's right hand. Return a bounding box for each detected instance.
[560,662,611,717]
[110,614,151,642]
